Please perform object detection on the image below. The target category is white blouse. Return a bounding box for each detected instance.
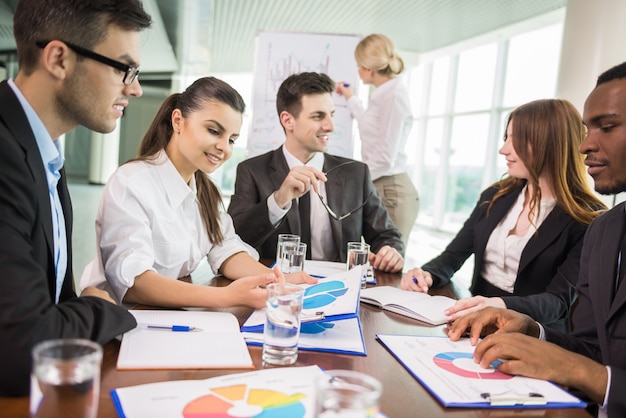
[346,76,413,180]
[482,188,556,293]
[80,150,258,303]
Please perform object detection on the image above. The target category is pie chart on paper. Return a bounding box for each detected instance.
[432,352,512,380]
[182,384,306,418]
[302,280,348,309]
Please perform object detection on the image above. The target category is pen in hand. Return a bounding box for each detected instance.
[412,276,429,292]
[144,324,202,332]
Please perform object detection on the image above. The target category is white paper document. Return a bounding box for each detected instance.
[112,365,326,418]
[305,260,376,284]
[360,286,456,325]
[117,310,253,370]
[377,335,585,409]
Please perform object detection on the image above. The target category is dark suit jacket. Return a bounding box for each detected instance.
[0,80,136,396]
[546,203,626,416]
[227,147,404,261]
[422,184,592,331]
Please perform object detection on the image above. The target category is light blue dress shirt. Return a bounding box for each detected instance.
[8,79,67,303]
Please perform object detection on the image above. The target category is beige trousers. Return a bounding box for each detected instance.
[373,173,419,248]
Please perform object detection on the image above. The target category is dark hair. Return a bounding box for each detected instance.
[596,61,626,86]
[276,72,335,119]
[137,77,246,245]
[489,99,605,226]
[13,0,152,72]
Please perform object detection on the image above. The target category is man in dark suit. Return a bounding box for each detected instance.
[228,72,404,272]
[448,62,626,417]
[0,0,151,396]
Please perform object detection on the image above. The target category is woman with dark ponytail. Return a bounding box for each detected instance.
[81,77,315,308]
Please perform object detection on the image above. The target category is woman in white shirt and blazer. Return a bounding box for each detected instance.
[401,99,606,331]
[81,77,314,309]
[336,34,419,248]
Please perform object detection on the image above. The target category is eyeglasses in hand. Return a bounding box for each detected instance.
[317,161,374,221]
[36,40,140,86]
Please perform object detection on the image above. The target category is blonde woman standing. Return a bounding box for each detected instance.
[336,34,419,247]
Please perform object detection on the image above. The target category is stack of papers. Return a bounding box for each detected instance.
[241,267,366,355]
[117,310,253,369]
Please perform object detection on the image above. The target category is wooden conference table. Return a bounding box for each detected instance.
[1,268,590,418]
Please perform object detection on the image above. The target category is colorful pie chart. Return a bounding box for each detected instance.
[432,352,512,380]
[303,280,348,309]
[182,384,306,417]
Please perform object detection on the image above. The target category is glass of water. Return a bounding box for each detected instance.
[30,338,102,418]
[281,242,307,274]
[315,369,382,417]
[347,242,370,289]
[276,234,300,266]
[262,283,304,366]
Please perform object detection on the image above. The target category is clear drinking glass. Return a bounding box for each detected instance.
[262,283,304,366]
[315,369,382,418]
[276,234,301,266]
[347,242,370,289]
[30,339,102,418]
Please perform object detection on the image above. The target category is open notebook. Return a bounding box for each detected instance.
[117,310,253,370]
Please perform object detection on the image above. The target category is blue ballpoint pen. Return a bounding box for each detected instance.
[145,324,201,332]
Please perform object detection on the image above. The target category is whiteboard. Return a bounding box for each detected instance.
[247,31,361,158]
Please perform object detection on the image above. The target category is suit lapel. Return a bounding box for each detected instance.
[608,207,626,320]
[0,82,54,258]
[322,155,345,254]
[518,206,569,272]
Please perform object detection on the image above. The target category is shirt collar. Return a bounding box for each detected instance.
[282,145,324,171]
[154,149,197,208]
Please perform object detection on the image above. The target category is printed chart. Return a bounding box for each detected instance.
[183,384,306,417]
[433,352,512,380]
[303,281,348,309]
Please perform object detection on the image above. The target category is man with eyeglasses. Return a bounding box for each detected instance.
[228,72,404,272]
[0,0,151,396]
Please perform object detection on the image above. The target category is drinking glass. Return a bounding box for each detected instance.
[281,242,307,274]
[276,234,300,266]
[315,369,382,417]
[262,283,304,365]
[30,339,102,418]
[347,242,370,289]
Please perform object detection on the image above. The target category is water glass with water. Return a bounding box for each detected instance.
[315,369,382,417]
[347,242,370,289]
[30,338,102,418]
[276,234,300,266]
[281,242,307,274]
[262,283,304,365]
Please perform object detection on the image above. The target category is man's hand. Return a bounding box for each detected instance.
[273,166,327,209]
[400,267,432,292]
[447,307,539,345]
[444,296,506,321]
[370,245,403,273]
[470,333,608,404]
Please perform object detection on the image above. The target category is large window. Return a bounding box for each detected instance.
[408,16,564,232]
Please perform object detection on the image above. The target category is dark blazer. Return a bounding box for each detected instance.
[546,203,626,416]
[227,147,404,261]
[422,184,593,331]
[0,80,136,396]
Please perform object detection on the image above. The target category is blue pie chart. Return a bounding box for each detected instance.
[303,281,348,309]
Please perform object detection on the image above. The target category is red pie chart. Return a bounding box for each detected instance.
[432,352,512,380]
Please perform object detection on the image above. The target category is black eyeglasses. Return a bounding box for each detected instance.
[36,40,140,86]
[317,161,374,221]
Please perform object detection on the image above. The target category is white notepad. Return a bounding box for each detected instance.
[117,310,253,370]
[360,286,456,325]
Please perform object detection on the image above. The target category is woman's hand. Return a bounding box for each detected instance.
[223,273,276,309]
[444,296,506,321]
[284,271,318,285]
[400,267,432,292]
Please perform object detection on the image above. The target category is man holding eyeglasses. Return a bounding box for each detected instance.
[0,0,151,396]
[228,72,404,273]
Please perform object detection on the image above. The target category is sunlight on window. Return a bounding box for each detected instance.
[503,23,563,107]
[454,44,498,113]
[428,57,450,116]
